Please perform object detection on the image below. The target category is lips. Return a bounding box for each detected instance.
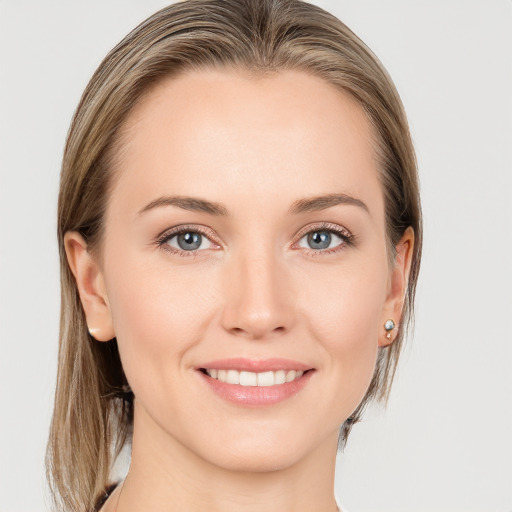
[197,358,314,406]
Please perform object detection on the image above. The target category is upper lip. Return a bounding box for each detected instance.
[197,358,313,372]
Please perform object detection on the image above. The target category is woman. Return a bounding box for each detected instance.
[47,0,422,510]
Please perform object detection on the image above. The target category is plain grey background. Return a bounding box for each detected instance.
[1,1,511,511]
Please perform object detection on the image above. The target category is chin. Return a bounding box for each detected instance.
[203,442,306,474]
[191,422,337,474]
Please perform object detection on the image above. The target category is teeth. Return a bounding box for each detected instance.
[226,369,239,385]
[257,371,274,386]
[285,370,296,383]
[205,368,306,386]
[275,370,286,384]
[240,371,257,386]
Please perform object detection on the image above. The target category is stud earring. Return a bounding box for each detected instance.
[88,327,100,339]
[384,319,396,340]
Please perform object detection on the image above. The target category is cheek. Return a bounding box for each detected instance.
[103,251,216,391]
[301,254,387,339]
[299,259,387,408]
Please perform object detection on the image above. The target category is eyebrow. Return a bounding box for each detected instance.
[138,196,229,216]
[137,193,369,217]
[289,193,369,215]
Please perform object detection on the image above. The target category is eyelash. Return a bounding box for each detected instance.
[294,222,355,257]
[155,222,355,258]
[156,224,218,259]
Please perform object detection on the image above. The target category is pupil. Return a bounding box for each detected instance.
[178,232,201,250]
[308,231,331,250]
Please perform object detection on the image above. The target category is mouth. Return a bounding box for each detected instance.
[196,358,315,406]
[199,368,309,386]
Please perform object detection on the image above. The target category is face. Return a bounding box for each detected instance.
[69,69,410,473]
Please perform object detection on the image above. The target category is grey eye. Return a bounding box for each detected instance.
[299,230,344,251]
[177,232,202,250]
[166,231,213,251]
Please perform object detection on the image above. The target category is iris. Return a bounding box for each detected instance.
[308,231,332,250]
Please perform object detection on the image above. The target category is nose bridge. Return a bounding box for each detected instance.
[221,237,293,340]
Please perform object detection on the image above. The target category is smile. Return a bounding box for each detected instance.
[197,358,314,406]
[204,369,305,386]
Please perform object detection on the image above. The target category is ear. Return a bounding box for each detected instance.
[379,227,415,348]
[64,231,115,342]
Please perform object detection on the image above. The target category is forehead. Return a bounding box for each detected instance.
[108,68,384,221]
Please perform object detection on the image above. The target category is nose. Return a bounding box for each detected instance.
[220,245,295,341]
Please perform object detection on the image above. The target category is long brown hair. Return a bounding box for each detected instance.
[47,0,422,510]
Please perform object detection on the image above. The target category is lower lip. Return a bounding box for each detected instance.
[198,370,314,407]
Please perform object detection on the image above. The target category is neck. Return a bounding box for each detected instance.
[114,405,340,512]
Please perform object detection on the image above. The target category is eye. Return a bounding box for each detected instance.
[299,230,341,250]
[157,225,218,256]
[296,223,354,254]
[169,231,210,251]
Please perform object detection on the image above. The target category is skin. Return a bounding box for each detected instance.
[65,69,413,512]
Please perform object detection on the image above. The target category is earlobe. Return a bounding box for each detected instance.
[64,231,115,342]
[379,227,414,348]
